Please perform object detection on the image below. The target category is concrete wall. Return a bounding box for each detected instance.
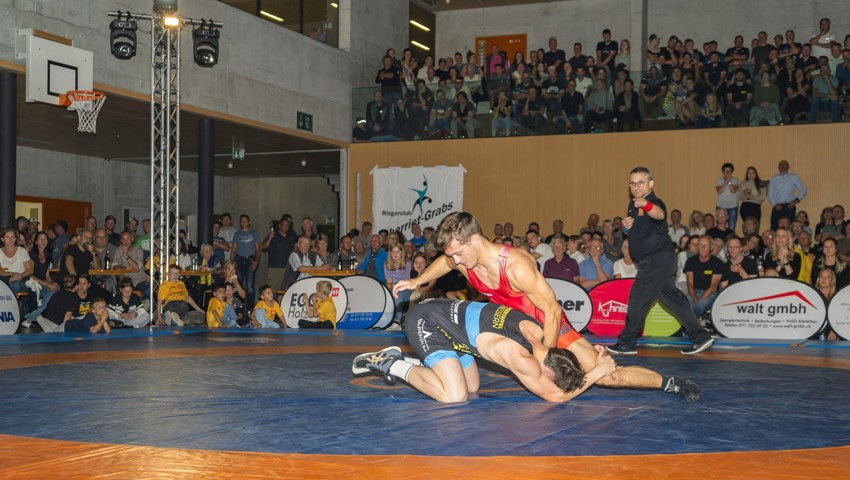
[2,0,407,143]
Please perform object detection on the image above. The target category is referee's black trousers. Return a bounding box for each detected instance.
[617,249,713,348]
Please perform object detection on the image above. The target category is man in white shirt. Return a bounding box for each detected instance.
[809,17,836,58]
[526,230,553,273]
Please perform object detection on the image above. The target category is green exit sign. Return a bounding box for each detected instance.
[297,111,313,132]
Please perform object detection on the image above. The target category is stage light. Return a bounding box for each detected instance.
[153,0,178,14]
[162,16,181,28]
[193,25,220,67]
[110,18,138,60]
[409,20,430,32]
[260,10,284,22]
[411,40,430,51]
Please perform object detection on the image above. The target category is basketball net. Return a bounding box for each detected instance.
[60,90,106,134]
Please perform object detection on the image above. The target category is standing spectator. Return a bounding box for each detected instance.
[751,31,777,69]
[616,39,631,71]
[809,18,836,59]
[715,163,740,232]
[218,214,236,261]
[104,215,121,247]
[738,166,767,226]
[596,29,618,75]
[646,34,663,70]
[211,221,229,266]
[51,220,70,268]
[262,216,298,291]
[567,42,588,71]
[543,37,566,76]
[703,52,727,103]
[768,160,807,231]
[230,214,261,307]
[779,30,802,59]
[810,64,840,123]
[541,66,566,115]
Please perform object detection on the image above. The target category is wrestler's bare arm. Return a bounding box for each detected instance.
[392,254,454,297]
[505,250,563,348]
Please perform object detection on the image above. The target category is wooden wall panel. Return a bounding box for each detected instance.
[17,196,91,233]
[348,124,850,235]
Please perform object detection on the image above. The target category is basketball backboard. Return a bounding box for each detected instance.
[16,29,93,106]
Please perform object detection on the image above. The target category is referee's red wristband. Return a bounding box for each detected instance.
[644,202,654,212]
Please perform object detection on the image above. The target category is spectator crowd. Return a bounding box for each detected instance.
[356,18,850,141]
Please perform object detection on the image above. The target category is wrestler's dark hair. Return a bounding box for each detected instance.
[544,348,586,392]
[434,212,483,250]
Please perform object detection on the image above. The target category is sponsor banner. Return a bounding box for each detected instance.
[827,284,850,340]
[586,279,681,337]
[371,283,397,330]
[338,276,394,329]
[0,282,20,335]
[711,278,826,339]
[372,165,465,240]
[280,277,348,328]
[545,278,592,332]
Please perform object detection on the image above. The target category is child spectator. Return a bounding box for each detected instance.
[156,264,203,327]
[108,276,150,328]
[65,297,111,334]
[206,283,227,328]
[225,283,246,327]
[300,280,337,329]
[251,284,284,328]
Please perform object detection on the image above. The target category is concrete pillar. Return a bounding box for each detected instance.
[0,73,16,229]
[197,117,214,247]
[630,0,648,73]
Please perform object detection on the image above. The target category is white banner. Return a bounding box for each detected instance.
[372,165,465,239]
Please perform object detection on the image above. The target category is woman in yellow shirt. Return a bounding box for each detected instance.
[301,280,336,329]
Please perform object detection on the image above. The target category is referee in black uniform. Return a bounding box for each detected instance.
[607,166,715,355]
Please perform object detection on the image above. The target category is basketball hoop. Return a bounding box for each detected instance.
[59,90,106,134]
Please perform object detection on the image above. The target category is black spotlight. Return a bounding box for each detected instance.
[109,17,138,60]
[193,25,220,67]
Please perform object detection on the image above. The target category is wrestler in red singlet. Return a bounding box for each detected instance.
[465,245,582,348]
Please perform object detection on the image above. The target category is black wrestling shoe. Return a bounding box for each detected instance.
[606,343,637,355]
[352,346,403,384]
[681,337,715,355]
[663,377,702,402]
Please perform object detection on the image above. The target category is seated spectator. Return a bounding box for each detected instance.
[526,230,553,273]
[668,209,690,245]
[300,280,337,329]
[684,236,724,318]
[251,284,284,328]
[156,264,203,327]
[725,69,753,126]
[707,208,734,240]
[601,220,622,260]
[573,66,594,98]
[725,35,752,75]
[35,275,80,333]
[554,80,585,134]
[206,283,229,328]
[434,57,452,81]
[450,91,479,138]
[585,78,614,131]
[365,90,391,132]
[639,66,668,119]
[488,63,512,103]
[518,85,546,134]
[65,297,111,334]
[357,234,388,283]
[511,73,533,117]
[785,67,811,124]
[0,227,33,296]
[721,236,759,289]
[613,239,637,279]
[22,231,58,325]
[108,276,150,328]
[676,235,700,292]
[674,76,702,125]
[567,235,587,264]
[428,89,453,135]
[577,238,613,289]
[811,237,850,288]
[750,72,783,125]
[541,66,566,116]
[810,64,840,123]
[490,89,515,136]
[762,227,802,279]
[352,117,369,141]
[836,48,850,95]
[796,44,819,73]
[448,77,472,106]
[542,236,579,282]
[411,80,434,131]
[615,78,641,131]
[392,97,418,140]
